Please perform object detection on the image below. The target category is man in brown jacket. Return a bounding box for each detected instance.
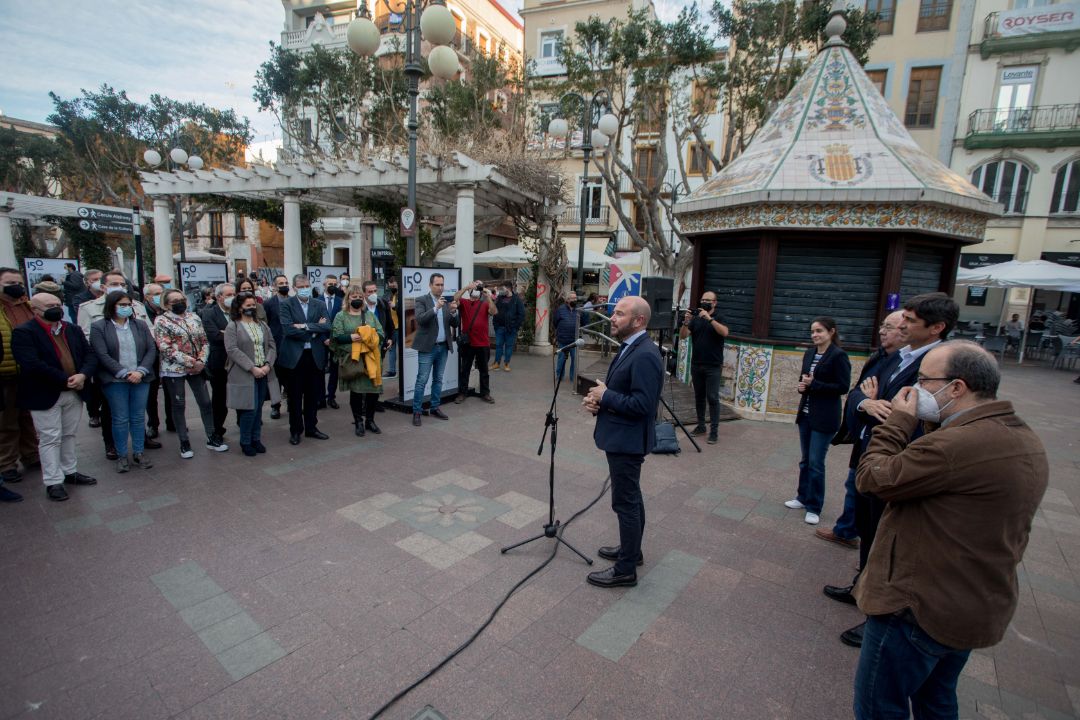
[853,340,1048,719]
[0,267,39,501]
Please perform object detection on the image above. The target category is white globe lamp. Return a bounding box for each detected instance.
[169,148,189,165]
[420,5,457,45]
[187,155,204,171]
[347,16,381,56]
[427,45,459,79]
[548,118,569,138]
[597,113,619,138]
[591,129,609,149]
[143,149,162,167]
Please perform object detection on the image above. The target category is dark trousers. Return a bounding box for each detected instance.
[857,488,887,572]
[89,379,114,449]
[349,391,378,424]
[146,376,174,430]
[208,363,228,436]
[458,344,490,397]
[690,363,722,431]
[606,452,646,575]
[854,614,970,719]
[832,467,860,541]
[326,363,338,402]
[272,362,289,410]
[286,350,322,434]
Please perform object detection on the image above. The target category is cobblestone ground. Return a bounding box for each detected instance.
[1,352,1078,719]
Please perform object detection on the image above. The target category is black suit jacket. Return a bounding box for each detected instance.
[263,294,285,350]
[846,346,931,451]
[593,335,664,456]
[200,304,230,373]
[795,344,851,434]
[11,319,97,410]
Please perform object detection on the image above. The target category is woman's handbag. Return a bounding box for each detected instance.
[339,358,364,381]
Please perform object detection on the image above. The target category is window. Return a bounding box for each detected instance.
[234,215,245,242]
[1012,0,1050,8]
[1050,159,1080,214]
[866,0,895,34]
[537,102,560,134]
[691,81,718,115]
[300,118,313,146]
[582,177,604,219]
[971,160,1031,215]
[904,66,942,128]
[632,201,648,237]
[540,30,562,60]
[372,226,388,249]
[917,0,952,31]
[332,116,346,144]
[633,148,661,191]
[209,212,224,250]
[636,89,666,135]
[866,69,888,97]
[687,142,715,177]
[995,65,1038,131]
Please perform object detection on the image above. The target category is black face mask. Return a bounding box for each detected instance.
[567,300,576,308]
[243,307,258,317]
[171,302,188,315]
[3,284,25,299]
[350,298,364,309]
[42,307,64,322]
[277,286,290,295]
[326,285,338,296]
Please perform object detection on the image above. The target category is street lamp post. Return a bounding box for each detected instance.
[547,93,618,291]
[143,146,204,271]
[347,0,460,267]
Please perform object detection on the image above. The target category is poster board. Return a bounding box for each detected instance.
[399,266,461,405]
[306,265,347,296]
[24,258,79,297]
[178,262,229,309]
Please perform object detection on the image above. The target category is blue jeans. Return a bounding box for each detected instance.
[796,420,833,513]
[413,342,449,413]
[237,377,267,446]
[832,467,859,540]
[554,346,576,383]
[102,381,150,456]
[493,326,517,365]
[855,614,971,719]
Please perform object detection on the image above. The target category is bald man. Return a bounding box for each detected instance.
[582,296,663,588]
[10,293,98,501]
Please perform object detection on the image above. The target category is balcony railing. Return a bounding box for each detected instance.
[532,56,567,77]
[281,22,350,50]
[561,207,611,225]
[981,9,1080,56]
[964,104,1080,149]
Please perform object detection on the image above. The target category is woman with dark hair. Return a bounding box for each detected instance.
[785,316,851,525]
[90,291,158,473]
[235,278,267,320]
[225,292,278,456]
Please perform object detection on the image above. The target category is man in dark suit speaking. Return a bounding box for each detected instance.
[582,296,663,588]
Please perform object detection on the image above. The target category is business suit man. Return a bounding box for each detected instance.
[263,274,290,419]
[200,283,234,441]
[278,275,331,444]
[11,294,98,501]
[322,275,343,409]
[829,292,958,648]
[582,296,663,588]
[410,273,459,426]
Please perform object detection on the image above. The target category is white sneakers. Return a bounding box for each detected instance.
[785,499,820,523]
[784,498,805,510]
[804,512,820,525]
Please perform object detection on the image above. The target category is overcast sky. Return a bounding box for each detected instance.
[0,0,685,141]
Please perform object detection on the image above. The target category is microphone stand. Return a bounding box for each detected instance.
[501,345,593,565]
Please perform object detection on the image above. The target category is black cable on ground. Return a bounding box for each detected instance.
[366,475,612,720]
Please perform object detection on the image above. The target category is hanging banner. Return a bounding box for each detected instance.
[399,266,461,406]
[305,265,347,296]
[24,258,79,297]
[997,4,1079,36]
[178,262,229,310]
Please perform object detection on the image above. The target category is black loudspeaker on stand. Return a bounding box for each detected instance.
[640,276,674,331]
[501,346,593,565]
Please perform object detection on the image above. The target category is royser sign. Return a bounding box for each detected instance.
[998,4,1079,36]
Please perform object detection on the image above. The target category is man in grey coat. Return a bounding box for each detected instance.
[411,273,459,427]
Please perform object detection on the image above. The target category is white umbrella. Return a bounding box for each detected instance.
[472,244,532,268]
[434,244,455,263]
[577,248,618,270]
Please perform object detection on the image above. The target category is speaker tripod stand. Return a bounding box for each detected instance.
[501,354,593,564]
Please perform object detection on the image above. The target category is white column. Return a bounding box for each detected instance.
[152,199,173,277]
[454,186,475,287]
[0,206,15,269]
[283,194,302,282]
[350,221,365,279]
[529,214,555,355]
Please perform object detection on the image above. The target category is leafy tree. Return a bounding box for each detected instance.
[0,126,64,196]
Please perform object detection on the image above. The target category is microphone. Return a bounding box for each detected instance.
[556,338,586,353]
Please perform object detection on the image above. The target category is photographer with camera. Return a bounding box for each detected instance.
[679,290,729,445]
[453,280,497,404]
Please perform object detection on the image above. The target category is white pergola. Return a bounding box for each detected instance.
[0,193,136,267]
[139,151,542,283]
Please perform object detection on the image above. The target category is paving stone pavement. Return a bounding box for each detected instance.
[1,353,1078,719]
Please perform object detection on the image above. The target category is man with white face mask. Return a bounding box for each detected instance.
[852,340,1047,720]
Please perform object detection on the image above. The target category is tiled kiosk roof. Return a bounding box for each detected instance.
[675,11,1000,243]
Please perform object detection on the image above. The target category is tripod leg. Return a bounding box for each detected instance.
[556,535,594,565]
[660,395,702,453]
[501,531,548,554]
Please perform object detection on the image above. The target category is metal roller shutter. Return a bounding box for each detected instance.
[701,240,759,336]
[900,246,947,301]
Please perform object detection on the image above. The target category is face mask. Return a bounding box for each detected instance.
[171,301,188,315]
[326,285,338,296]
[91,280,102,292]
[161,283,172,290]
[3,284,25,299]
[150,295,161,306]
[296,287,312,300]
[115,306,134,319]
[915,380,957,423]
[567,300,576,307]
[277,286,290,295]
[367,293,379,305]
[243,307,258,317]
[106,285,126,295]
[223,297,234,308]
[700,301,713,311]
[470,290,481,299]
[43,307,64,322]
[350,298,364,309]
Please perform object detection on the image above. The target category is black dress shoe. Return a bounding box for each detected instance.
[840,621,865,648]
[143,438,163,450]
[587,567,637,588]
[327,398,340,409]
[88,416,101,428]
[316,402,327,410]
[105,447,119,461]
[365,420,381,435]
[146,426,159,440]
[270,406,281,420]
[46,485,69,502]
[289,433,301,445]
[1,469,22,484]
[305,430,329,440]
[64,472,97,486]
[355,421,365,437]
[252,440,267,454]
[430,408,449,420]
[598,545,644,566]
[412,412,422,427]
[0,484,23,502]
[823,584,857,606]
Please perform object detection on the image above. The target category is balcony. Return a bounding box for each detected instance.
[980,8,1080,57]
[532,56,566,77]
[281,22,350,50]
[561,206,611,226]
[964,104,1080,149]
